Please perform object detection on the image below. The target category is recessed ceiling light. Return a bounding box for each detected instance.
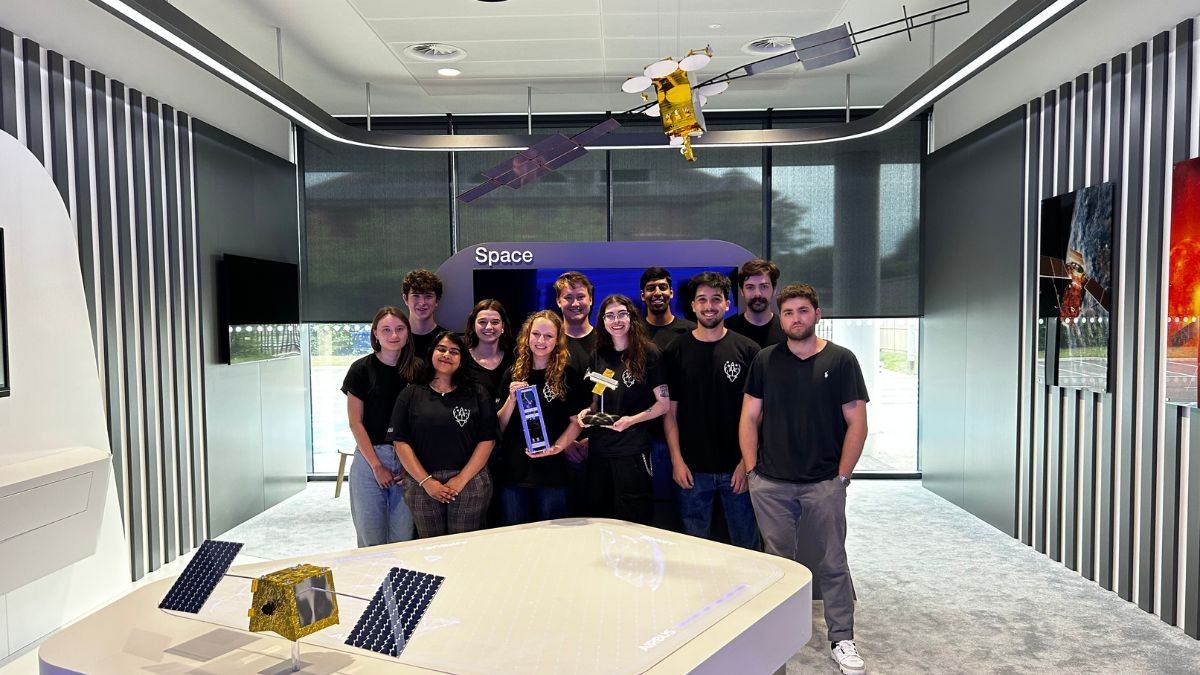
[708,24,722,29]
[438,68,461,77]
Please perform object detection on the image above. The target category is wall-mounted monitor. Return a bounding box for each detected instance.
[473,265,740,325]
[1167,157,1200,407]
[218,254,301,365]
[0,228,9,397]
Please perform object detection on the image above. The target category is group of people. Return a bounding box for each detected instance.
[341,260,871,675]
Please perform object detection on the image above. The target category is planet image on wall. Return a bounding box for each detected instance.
[1037,182,1114,392]
[1167,156,1200,406]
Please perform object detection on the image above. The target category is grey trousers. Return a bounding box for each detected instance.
[748,472,854,642]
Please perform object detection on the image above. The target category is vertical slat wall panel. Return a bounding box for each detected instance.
[47,51,68,206]
[0,29,16,136]
[0,27,206,580]
[1016,20,1200,635]
[1022,98,1043,547]
[21,39,42,162]
[1138,32,1169,613]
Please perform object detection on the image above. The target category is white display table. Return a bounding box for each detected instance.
[40,519,811,674]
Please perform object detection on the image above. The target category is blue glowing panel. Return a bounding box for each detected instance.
[473,265,740,325]
[158,540,243,614]
[345,567,444,658]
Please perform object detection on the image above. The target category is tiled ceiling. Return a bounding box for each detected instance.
[172,0,1006,117]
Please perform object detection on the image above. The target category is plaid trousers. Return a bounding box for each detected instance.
[402,468,492,538]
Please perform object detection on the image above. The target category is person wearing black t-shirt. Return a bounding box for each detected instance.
[388,331,499,538]
[725,258,786,348]
[663,272,760,549]
[555,271,596,514]
[639,267,695,529]
[463,299,514,410]
[342,307,423,547]
[740,283,869,675]
[496,311,587,525]
[576,294,669,525]
[403,268,448,360]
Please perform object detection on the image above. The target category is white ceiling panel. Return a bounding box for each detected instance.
[370,16,602,43]
[167,0,1005,116]
[350,0,601,20]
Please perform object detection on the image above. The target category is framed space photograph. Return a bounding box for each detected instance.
[1038,182,1115,392]
[1167,157,1200,406]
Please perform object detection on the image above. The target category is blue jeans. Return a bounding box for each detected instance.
[500,485,568,525]
[677,472,759,550]
[349,444,415,547]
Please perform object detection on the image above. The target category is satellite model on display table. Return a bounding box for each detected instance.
[583,368,621,427]
[458,1,970,202]
[158,540,443,670]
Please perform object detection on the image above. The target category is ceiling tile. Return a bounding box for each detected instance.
[599,0,845,13]
[350,0,601,20]
[393,39,607,63]
[600,10,837,40]
[371,16,602,43]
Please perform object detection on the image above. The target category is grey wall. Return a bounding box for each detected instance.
[193,120,306,537]
[925,17,1200,638]
[921,108,1026,536]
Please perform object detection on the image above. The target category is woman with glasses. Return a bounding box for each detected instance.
[342,306,422,547]
[496,311,587,525]
[576,294,670,524]
[388,331,499,537]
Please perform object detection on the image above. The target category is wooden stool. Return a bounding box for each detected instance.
[334,448,355,498]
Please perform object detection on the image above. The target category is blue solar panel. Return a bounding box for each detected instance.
[345,567,444,657]
[158,540,243,613]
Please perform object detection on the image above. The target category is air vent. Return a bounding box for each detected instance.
[402,43,467,62]
[741,36,795,56]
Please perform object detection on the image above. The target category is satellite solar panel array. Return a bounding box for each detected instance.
[158,540,244,614]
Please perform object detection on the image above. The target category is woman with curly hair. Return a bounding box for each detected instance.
[342,306,423,546]
[388,331,499,537]
[578,294,669,524]
[496,311,587,524]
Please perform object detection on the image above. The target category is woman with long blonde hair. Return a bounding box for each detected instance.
[496,311,586,524]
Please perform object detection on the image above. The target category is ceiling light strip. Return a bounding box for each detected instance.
[95,0,1078,152]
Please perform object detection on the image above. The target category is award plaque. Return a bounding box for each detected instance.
[516,385,550,453]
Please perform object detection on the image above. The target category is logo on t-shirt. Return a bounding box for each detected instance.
[723,360,742,383]
[452,406,470,427]
[621,369,636,388]
[824,371,829,379]
[542,383,559,402]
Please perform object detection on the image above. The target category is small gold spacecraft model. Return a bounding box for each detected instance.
[621,47,726,161]
[247,563,340,641]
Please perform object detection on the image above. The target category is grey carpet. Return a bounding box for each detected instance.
[215,480,1200,674]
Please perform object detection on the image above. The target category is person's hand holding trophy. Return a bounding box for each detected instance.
[580,368,620,427]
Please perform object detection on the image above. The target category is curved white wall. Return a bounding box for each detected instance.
[0,131,129,661]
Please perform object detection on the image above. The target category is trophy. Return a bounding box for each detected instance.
[583,368,620,426]
[515,385,550,454]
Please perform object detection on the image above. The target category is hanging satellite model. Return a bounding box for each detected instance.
[458,1,969,200]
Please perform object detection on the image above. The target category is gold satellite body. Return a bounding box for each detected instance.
[247,563,340,641]
[651,68,706,161]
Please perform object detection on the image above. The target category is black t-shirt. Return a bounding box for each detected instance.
[497,365,589,487]
[645,316,696,351]
[663,330,760,473]
[743,341,870,482]
[586,345,666,458]
[725,313,785,348]
[341,353,415,445]
[465,351,514,410]
[386,383,499,472]
[410,325,449,363]
[566,329,598,373]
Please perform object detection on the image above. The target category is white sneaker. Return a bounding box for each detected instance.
[831,640,865,675]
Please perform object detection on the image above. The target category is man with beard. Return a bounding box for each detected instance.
[662,271,759,548]
[726,259,786,348]
[639,267,695,529]
[739,283,869,675]
[403,269,448,359]
[554,271,597,372]
[639,267,695,351]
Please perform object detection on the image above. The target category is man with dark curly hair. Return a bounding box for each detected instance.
[403,269,447,359]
